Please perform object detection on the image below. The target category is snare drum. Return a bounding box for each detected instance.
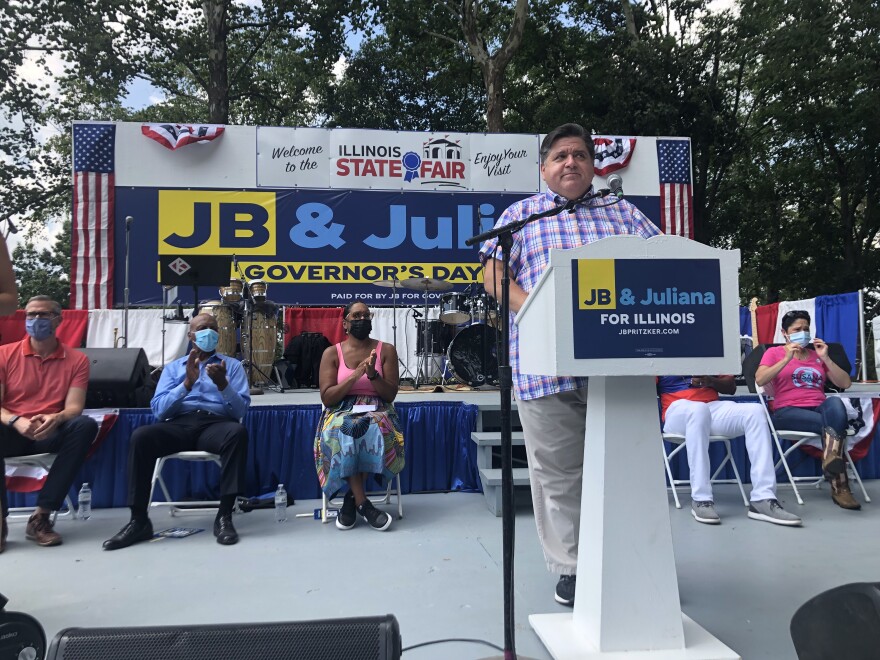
[439,292,470,325]
[469,292,499,325]
[199,300,238,356]
[250,279,267,301]
[446,323,499,387]
[415,319,451,356]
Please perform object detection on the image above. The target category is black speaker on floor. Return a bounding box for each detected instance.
[81,347,151,408]
[0,592,46,660]
[47,614,401,660]
[791,582,880,659]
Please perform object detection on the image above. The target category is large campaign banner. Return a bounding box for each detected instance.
[70,122,693,308]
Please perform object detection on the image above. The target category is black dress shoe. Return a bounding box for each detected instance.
[103,518,153,551]
[214,513,239,545]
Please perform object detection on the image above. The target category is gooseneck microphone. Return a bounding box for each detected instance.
[607,173,624,198]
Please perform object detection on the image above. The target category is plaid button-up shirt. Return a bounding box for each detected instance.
[479,188,661,400]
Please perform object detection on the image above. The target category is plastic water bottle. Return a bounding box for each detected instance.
[274,484,287,522]
[78,483,92,520]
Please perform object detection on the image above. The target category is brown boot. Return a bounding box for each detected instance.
[830,473,861,511]
[0,516,7,553]
[26,512,62,546]
[821,426,845,477]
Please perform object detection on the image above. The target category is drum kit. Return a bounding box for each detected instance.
[374,277,500,388]
[200,277,281,392]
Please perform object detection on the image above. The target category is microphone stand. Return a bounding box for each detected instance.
[123,215,133,348]
[464,188,608,659]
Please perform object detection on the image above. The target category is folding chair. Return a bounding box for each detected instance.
[661,432,750,509]
[741,344,870,505]
[5,454,76,523]
[148,451,222,516]
[321,475,403,524]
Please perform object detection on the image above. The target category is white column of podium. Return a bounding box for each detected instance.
[529,376,740,658]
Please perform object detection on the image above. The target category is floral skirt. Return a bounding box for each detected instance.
[314,395,405,497]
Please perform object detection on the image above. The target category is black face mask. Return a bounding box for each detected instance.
[348,319,372,340]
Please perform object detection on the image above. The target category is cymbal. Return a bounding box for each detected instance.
[401,277,453,292]
[373,279,404,288]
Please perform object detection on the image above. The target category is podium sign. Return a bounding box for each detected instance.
[572,258,723,359]
[517,235,740,659]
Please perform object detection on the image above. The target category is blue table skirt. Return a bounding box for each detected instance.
[7,401,481,510]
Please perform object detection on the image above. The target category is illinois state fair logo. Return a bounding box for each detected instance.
[336,136,466,188]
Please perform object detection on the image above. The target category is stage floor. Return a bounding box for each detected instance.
[3,484,880,659]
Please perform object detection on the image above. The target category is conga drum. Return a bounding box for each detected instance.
[241,301,278,386]
[200,300,238,356]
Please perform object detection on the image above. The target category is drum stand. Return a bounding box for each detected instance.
[389,279,415,382]
[413,288,445,389]
[239,280,284,395]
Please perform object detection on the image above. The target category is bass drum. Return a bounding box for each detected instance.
[446,323,499,387]
[241,302,278,386]
[200,300,238,357]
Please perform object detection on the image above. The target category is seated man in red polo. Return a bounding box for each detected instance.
[0,296,97,551]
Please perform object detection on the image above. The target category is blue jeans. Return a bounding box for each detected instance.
[770,397,848,437]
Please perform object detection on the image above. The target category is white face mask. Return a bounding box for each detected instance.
[788,330,811,347]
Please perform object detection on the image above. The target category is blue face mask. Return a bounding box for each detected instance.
[193,328,220,352]
[25,318,54,341]
[788,330,811,347]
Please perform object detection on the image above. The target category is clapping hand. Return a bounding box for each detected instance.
[206,359,228,391]
[183,349,200,389]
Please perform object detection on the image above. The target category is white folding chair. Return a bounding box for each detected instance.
[148,451,222,516]
[321,474,403,524]
[754,388,870,506]
[661,433,749,509]
[5,453,76,523]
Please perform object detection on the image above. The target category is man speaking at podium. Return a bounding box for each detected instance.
[480,123,660,606]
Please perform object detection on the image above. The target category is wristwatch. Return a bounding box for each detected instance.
[7,415,20,427]
[367,371,380,381]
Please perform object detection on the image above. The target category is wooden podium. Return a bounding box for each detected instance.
[517,235,741,659]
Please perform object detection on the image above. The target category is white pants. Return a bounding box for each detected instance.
[516,387,588,574]
[663,399,776,503]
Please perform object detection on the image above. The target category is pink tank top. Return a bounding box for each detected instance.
[336,341,384,396]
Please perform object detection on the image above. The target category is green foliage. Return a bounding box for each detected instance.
[12,219,72,308]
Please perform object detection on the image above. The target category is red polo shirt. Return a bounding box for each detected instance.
[0,338,90,417]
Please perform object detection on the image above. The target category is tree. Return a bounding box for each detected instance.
[12,219,72,308]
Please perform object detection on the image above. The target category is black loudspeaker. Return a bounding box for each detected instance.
[741,342,852,394]
[47,614,401,660]
[81,347,151,408]
[0,592,46,660]
[790,582,880,659]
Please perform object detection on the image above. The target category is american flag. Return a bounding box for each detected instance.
[656,139,694,239]
[142,123,225,150]
[71,123,116,309]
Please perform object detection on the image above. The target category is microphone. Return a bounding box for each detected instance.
[607,174,624,198]
[125,215,134,228]
[412,309,423,319]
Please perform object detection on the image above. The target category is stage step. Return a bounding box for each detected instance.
[478,468,531,517]
[470,431,525,446]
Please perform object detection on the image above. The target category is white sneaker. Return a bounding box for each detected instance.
[748,499,802,526]
[691,500,721,524]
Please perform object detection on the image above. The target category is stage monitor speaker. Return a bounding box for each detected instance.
[81,347,151,408]
[47,614,401,660]
[0,592,46,660]
[791,582,880,659]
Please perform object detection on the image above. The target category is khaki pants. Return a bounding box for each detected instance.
[516,386,588,574]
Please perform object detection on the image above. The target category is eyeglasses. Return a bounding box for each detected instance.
[25,311,59,320]
[346,312,374,321]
